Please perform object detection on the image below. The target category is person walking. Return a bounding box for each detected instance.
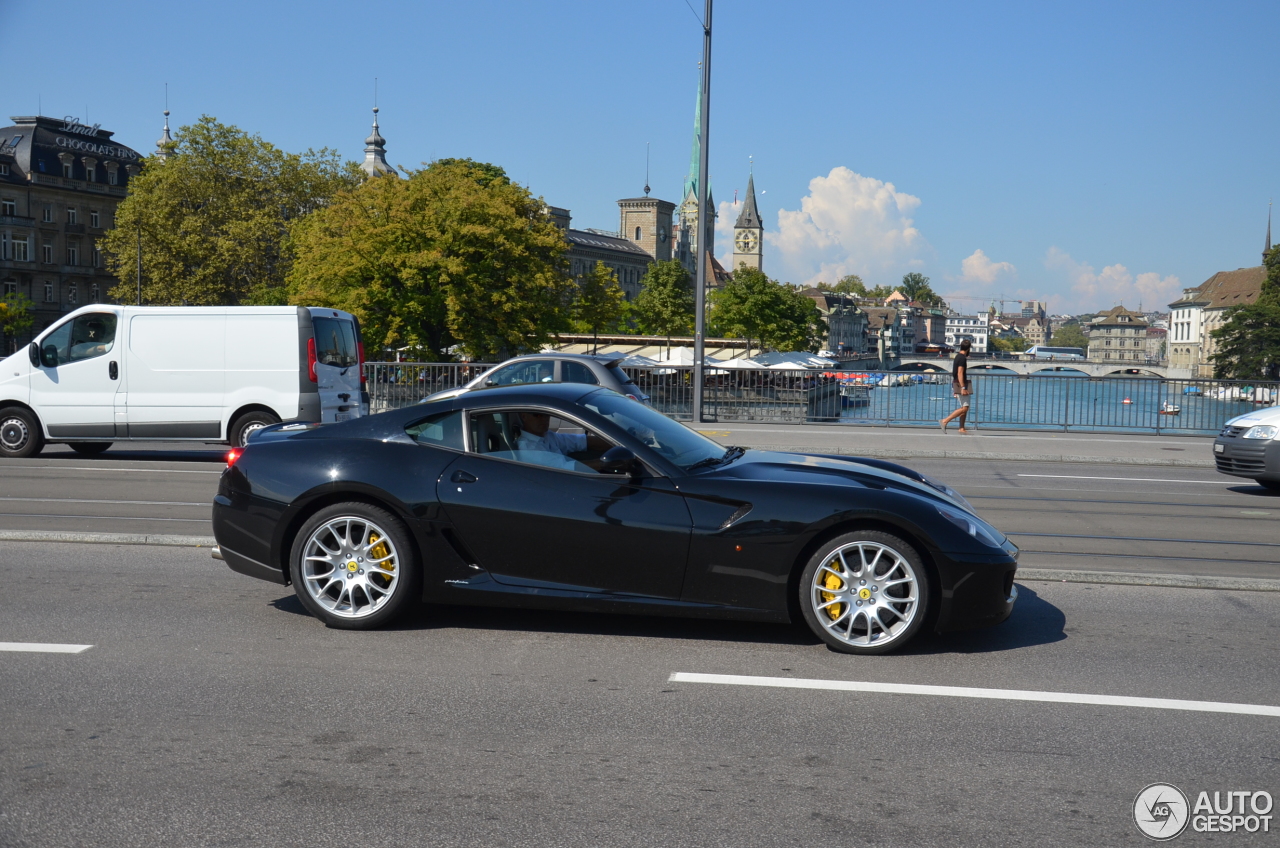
[940,339,973,434]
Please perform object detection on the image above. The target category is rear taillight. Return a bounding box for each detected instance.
[307,338,317,382]
[226,448,242,467]
[357,341,367,385]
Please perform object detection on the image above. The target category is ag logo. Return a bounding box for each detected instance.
[1134,783,1190,840]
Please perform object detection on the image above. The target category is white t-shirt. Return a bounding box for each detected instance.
[515,430,589,471]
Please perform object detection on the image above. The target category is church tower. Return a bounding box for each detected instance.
[675,68,715,274]
[360,106,397,178]
[731,170,763,273]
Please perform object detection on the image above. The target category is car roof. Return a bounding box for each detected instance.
[496,352,625,368]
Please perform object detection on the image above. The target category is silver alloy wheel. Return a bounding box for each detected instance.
[238,422,269,446]
[810,541,920,649]
[0,415,29,451]
[300,516,401,619]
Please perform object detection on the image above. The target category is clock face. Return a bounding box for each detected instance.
[658,226,667,243]
[735,230,759,253]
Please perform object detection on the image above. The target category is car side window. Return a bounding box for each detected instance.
[40,312,116,367]
[468,408,608,474]
[561,361,598,385]
[484,361,555,387]
[405,410,464,450]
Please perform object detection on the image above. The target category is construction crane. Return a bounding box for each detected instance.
[940,293,1026,313]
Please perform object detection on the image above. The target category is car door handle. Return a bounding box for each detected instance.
[451,470,478,484]
[108,361,118,380]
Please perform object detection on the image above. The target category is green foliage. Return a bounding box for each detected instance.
[1210,246,1280,379]
[991,336,1029,353]
[1,292,35,346]
[710,266,826,352]
[287,158,573,361]
[821,274,866,295]
[899,272,946,307]
[1050,323,1089,349]
[434,158,509,187]
[102,116,359,306]
[573,261,627,338]
[633,260,694,339]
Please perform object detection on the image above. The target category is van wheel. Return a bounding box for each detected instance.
[69,442,112,456]
[0,408,44,459]
[230,411,279,447]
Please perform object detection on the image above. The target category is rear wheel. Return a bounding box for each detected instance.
[799,530,930,655]
[289,502,421,629]
[0,407,44,459]
[229,410,279,447]
[69,442,112,456]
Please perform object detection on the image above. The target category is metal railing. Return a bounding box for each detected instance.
[365,362,1277,435]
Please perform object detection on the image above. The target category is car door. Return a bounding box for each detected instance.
[436,406,693,598]
[30,311,123,438]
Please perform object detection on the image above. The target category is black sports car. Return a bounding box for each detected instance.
[212,383,1019,654]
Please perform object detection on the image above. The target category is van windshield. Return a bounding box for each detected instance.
[313,317,358,368]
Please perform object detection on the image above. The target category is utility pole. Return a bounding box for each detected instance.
[692,0,712,423]
[136,225,142,306]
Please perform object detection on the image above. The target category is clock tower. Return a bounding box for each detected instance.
[732,171,763,273]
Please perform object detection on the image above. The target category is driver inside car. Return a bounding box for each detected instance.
[515,411,611,471]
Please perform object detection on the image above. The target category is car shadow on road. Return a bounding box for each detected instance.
[1227,485,1280,498]
[900,584,1066,655]
[41,446,227,463]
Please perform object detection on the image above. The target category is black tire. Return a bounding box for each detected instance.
[0,407,45,459]
[229,410,279,447]
[798,530,931,655]
[288,502,421,630]
[69,442,112,456]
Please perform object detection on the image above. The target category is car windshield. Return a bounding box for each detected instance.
[579,390,726,470]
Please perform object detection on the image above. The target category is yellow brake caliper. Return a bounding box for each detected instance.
[820,559,844,620]
[368,533,393,588]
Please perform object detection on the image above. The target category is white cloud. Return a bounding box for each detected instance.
[1044,247,1181,314]
[958,249,1016,284]
[715,166,926,285]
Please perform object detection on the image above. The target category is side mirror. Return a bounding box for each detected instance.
[28,342,39,367]
[600,445,638,475]
[40,344,58,369]
[485,379,498,387]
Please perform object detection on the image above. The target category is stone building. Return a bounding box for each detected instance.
[800,288,867,356]
[1086,305,1149,362]
[0,115,144,348]
[944,313,990,353]
[547,205,656,303]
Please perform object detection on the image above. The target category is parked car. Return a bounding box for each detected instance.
[212,382,1019,654]
[0,305,369,458]
[423,353,649,405]
[1213,406,1280,490]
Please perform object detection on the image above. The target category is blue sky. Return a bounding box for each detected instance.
[5,1,1276,314]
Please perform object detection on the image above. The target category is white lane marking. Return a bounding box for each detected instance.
[0,642,92,653]
[6,466,222,474]
[0,497,206,506]
[1017,474,1233,485]
[0,513,209,522]
[669,673,1280,718]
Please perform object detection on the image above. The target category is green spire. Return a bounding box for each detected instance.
[683,68,702,202]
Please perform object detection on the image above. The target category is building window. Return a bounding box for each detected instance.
[90,283,99,303]
[91,243,101,267]
[62,162,73,179]
[0,164,8,176]
[84,165,94,183]
[42,240,53,264]
[44,282,54,303]
[11,235,28,262]
[1,198,14,216]
[42,204,53,223]
[66,207,77,225]
[67,241,79,266]
[90,210,99,228]
[68,283,77,305]
[635,226,642,240]
[2,280,15,295]
[107,169,117,186]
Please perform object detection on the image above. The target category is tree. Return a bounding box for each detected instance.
[710,266,826,352]
[1049,322,1089,349]
[0,292,35,353]
[899,272,945,307]
[820,274,867,295]
[1210,247,1280,379]
[991,336,1029,353]
[633,259,694,349]
[287,158,574,361]
[102,116,358,306]
[573,261,627,350]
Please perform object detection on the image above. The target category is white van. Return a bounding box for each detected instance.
[0,305,369,458]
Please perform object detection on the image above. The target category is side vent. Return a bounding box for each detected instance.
[719,503,753,530]
[441,528,482,569]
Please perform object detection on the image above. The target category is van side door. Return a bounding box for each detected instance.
[29,311,123,438]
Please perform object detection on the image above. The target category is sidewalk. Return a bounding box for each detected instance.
[693,422,1217,468]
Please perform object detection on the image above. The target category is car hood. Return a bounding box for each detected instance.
[1225,406,1280,427]
[698,449,974,512]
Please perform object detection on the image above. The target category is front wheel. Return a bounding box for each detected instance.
[69,442,112,456]
[0,407,44,459]
[799,531,931,655]
[289,502,421,629]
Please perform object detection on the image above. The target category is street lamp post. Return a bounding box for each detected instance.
[692,0,712,423]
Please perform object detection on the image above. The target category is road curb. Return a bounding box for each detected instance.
[0,530,217,547]
[1017,567,1280,592]
[736,444,1217,468]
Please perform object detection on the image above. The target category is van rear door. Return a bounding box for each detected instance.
[309,310,363,422]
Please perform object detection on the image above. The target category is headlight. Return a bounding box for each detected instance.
[1243,425,1279,440]
[936,504,1005,548]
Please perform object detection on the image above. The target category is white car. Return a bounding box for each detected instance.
[1213,404,1280,490]
[0,305,369,458]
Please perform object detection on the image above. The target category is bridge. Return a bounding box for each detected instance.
[879,356,1191,379]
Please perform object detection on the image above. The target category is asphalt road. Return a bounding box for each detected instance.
[2,542,1279,847]
[2,442,1276,581]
